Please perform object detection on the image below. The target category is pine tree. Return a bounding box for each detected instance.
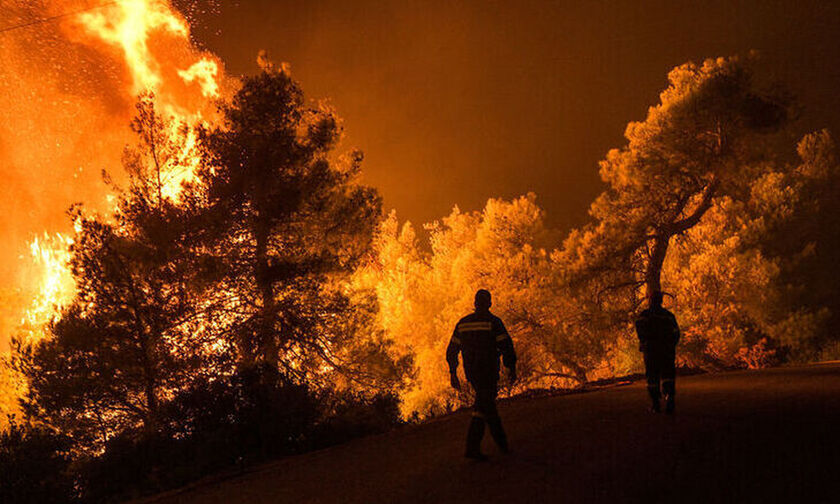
[195,61,382,381]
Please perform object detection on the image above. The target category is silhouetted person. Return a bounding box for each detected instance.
[635,291,680,413]
[446,289,517,460]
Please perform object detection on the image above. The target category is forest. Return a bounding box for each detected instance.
[2,54,840,502]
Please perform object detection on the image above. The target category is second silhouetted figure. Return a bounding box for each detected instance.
[635,291,680,413]
[446,289,517,460]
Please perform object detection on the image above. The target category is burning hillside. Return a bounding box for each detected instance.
[0,0,229,349]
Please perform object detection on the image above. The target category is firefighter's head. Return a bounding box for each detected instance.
[650,290,664,309]
[475,289,492,312]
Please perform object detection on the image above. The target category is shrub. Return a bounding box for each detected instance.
[0,419,76,504]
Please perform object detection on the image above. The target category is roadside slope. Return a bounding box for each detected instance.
[145,364,840,504]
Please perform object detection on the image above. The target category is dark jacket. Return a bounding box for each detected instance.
[635,307,680,354]
[446,310,516,387]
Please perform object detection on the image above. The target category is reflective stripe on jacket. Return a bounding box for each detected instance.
[446,310,516,387]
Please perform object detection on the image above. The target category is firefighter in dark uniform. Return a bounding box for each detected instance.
[635,291,680,413]
[446,289,517,460]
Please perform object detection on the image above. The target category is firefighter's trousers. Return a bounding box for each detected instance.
[466,385,508,456]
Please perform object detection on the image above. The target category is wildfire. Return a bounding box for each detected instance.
[20,233,76,343]
[72,0,223,118]
[158,119,204,201]
[6,0,227,347]
[178,59,220,98]
[77,0,188,93]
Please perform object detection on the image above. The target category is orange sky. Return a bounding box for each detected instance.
[185,0,840,231]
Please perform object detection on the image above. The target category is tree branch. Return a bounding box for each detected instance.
[669,178,718,234]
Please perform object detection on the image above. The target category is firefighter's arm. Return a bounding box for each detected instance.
[446,329,462,390]
[495,320,518,384]
[671,315,681,346]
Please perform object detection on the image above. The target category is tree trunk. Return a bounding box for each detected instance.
[644,179,718,302]
[645,233,671,300]
[138,333,160,436]
[254,218,278,371]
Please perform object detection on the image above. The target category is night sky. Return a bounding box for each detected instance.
[140,1,840,230]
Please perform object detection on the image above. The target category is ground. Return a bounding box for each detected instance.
[141,363,840,504]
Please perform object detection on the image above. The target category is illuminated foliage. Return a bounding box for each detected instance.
[359,195,614,418]
[661,130,840,367]
[542,56,793,370]
[362,57,840,420]
[587,55,790,299]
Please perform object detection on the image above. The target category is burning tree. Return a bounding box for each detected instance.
[2,0,407,498]
[10,77,403,497]
[15,98,213,449]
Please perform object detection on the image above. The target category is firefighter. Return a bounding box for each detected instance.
[446,289,517,460]
[635,290,680,413]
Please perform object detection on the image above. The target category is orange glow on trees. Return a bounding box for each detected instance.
[15,65,404,456]
[191,61,400,391]
[592,55,790,301]
[358,195,617,417]
[356,57,840,417]
[16,99,222,447]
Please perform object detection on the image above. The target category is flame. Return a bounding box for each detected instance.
[70,0,223,119]
[20,232,76,343]
[160,119,203,200]
[178,59,220,98]
[2,0,228,349]
[77,0,189,94]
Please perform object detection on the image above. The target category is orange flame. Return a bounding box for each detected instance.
[70,0,224,118]
[3,0,228,349]
[178,59,220,98]
[20,232,76,343]
[77,0,189,94]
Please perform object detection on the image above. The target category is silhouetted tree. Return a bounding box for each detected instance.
[0,419,75,504]
[195,60,382,381]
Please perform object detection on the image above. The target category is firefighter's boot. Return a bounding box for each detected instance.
[465,415,487,460]
[647,383,661,413]
[662,379,676,414]
[486,414,509,454]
